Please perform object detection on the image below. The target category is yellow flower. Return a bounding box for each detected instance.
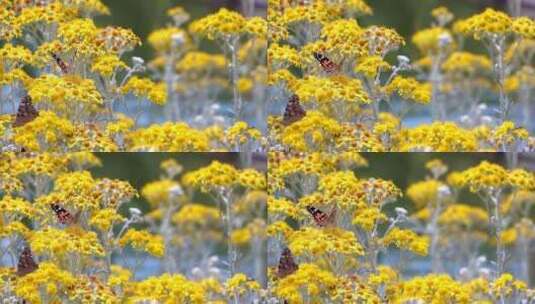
[460,8,513,40]
[14,262,76,304]
[12,111,75,152]
[273,263,338,304]
[406,180,443,209]
[120,76,167,105]
[184,160,239,191]
[513,17,535,39]
[293,75,371,106]
[397,122,478,151]
[352,206,387,231]
[238,169,266,190]
[172,204,220,226]
[268,43,301,68]
[148,27,189,52]
[389,274,471,303]
[176,51,226,72]
[385,76,431,104]
[438,204,488,228]
[126,123,210,151]
[507,169,535,190]
[0,196,35,219]
[458,161,508,192]
[129,274,207,303]
[412,27,452,54]
[0,43,33,68]
[382,227,429,256]
[289,227,364,257]
[189,8,246,40]
[89,208,126,231]
[280,111,343,152]
[91,54,128,77]
[141,179,182,207]
[442,52,491,74]
[119,229,165,257]
[58,18,101,57]
[355,55,391,78]
[31,227,105,257]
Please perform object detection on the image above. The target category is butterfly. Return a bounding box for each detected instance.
[306,205,336,227]
[51,52,69,74]
[50,203,76,225]
[277,247,298,279]
[13,95,39,128]
[282,95,306,125]
[17,247,39,276]
[313,52,340,74]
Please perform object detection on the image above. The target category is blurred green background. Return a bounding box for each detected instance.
[90,152,242,214]
[95,0,507,61]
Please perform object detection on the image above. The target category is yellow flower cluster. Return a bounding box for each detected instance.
[458,161,508,192]
[189,8,246,40]
[459,8,512,39]
[119,229,165,257]
[172,204,221,226]
[382,227,429,256]
[126,123,210,151]
[289,227,364,257]
[355,55,391,78]
[512,17,535,39]
[31,227,105,257]
[293,75,371,106]
[176,51,226,72]
[147,27,189,52]
[390,274,471,303]
[128,273,207,303]
[29,74,103,109]
[91,54,128,77]
[397,122,478,151]
[385,76,432,104]
[442,52,491,74]
[184,160,239,191]
[273,263,338,304]
[141,179,181,206]
[12,111,75,152]
[406,180,444,209]
[14,262,76,304]
[412,27,452,54]
[120,76,167,105]
[89,208,126,231]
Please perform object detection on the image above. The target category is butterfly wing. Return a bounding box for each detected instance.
[17,247,38,276]
[282,95,306,125]
[313,52,340,74]
[306,205,336,227]
[51,204,75,225]
[51,52,69,74]
[277,247,298,278]
[13,96,39,128]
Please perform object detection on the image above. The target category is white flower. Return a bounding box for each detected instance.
[129,208,142,216]
[395,207,408,217]
[132,56,144,65]
[397,55,410,65]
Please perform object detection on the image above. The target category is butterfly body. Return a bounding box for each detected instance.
[282,95,306,125]
[51,52,69,74]
[17,247,38,276]
[277,247,298,278]
[313,52,340,74]
[306,205,336,227]
[50,203,75,225]
[13,96,39,128]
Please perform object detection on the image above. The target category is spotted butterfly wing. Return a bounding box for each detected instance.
[282,95,306,125]
[277,247,298,278]
[51,52,69,74]
[50,204,75,225]
[306,205,336,227]
[17,247,38,276]
[13,96,39,128]
[313,52,340,74]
